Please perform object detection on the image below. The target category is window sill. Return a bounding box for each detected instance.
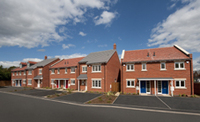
[27,84,32,85]
[126,86,135,88]
[160,69,167,71]
[70,72,75,74]
[92,71,102,73]
[51,73,55,75]
[82,71,87,73]
[141,70,147,71]
[174,68,186,70]
[175,87,187,89]
[92,87,102,89]
[71,84,75,85]
[126,70,135,72]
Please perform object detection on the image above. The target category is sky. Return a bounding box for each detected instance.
[0,0,200,70]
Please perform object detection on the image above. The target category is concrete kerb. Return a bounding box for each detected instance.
[83,94,103,104]
[1,90,200,116]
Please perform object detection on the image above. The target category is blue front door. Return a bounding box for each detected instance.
[16,81,18,86]
[20,81,21,86]
[140,81,146,93]
[162,81,168,94]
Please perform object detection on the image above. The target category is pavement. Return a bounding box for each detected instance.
[1,92,200,122]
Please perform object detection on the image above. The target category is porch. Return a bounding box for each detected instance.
[13,79,22,87]
[77,74,87,91]
[52,78,69,89]
[138,78,174,96]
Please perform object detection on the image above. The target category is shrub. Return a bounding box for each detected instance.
[128,93,131,95]
[182,94,186,97]
[107,100,111,103]
[109,97,112,100]
[88,101,91,104]
[124,92,126,95]
[179,94,182,97]
[96,91,100,94]
[47,95,51,98]
[107,91,114,96]
[98,97,102,99]
[14,89,17,91]
[120,91,122,94]
[90,91,94,93]
[133,93,136,95]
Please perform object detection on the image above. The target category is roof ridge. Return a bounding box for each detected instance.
[125,46,173,52]
[63,56,85,60]
[90,49,115,54]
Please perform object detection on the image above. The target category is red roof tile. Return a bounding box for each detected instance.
[12,66,27,71]
[51,57,85,68]
[20,62,27,65]
[28,61,37,64]
[123,46,190,63]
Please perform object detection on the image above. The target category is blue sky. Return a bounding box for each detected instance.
[0,0,200,70]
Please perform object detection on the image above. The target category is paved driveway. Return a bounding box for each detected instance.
[16,89,63,97]
[54,92,101,103]
[114,95,168,109]
[114,95,200,112]
[0,86,31,92]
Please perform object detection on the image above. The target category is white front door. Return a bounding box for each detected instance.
[37,80,40,88]
[157,81,162,94]
[146,81,151,94]
[85,80,87,91]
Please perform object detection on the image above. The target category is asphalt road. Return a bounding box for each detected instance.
[0,92,200,122]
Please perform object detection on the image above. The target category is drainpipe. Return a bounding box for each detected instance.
[104,64,106,92]
[189,54,194,95]
[121,63,123,93]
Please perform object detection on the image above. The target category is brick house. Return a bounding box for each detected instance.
[11,61,37,87]
[121,45,194,96]
[77,43,120,92]
[25,56,60,88]
[49,57,84,89]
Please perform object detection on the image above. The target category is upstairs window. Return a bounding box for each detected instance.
[65,68,67,74]
[92,65,101,72]
[23,79,26,84]
[23,71,26,75]
[57,68,60,74]
[82,66,87,72]
[13,73,15,76]
[51,69,55,74]
[175,62,185,70]
[28,70,32,75]
[142,63,147,71]
[161,62,166,70]
[126,64,134,71]
[39,69,42,74]
[71,67,75,73]
[16,72,18,76]
[19,71,21,76]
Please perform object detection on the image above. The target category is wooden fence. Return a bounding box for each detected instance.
[111,82,119,92]
[194,83,200,95]
[0,80,11,86]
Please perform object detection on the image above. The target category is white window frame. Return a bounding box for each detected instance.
[174,62,185,70]
[160,62,166,70]
[92,79,102,88]
[65,68,67,74]
[23,79,26,84]
[28,79,32,85]
[82,65,87,73]
[126,79,135,88]
[71,67,75,73]
[28,70,32,75]
[51,69,55,74]
[39,68,42,74]
[92,65,101,72]
[142,63,147,71]
[126,64,134,71]
[175,79,186,88]
[13,72,15,76]
[51,79,54,84]
[71,79,75,85]
[57,68,60,74]
[19,71,21,76]
[23,71,26,75]
[16,72,18,76]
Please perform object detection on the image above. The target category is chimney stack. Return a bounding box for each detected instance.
[44,56,47,60]
[113,43,116,50]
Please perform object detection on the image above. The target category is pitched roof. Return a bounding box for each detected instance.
[79,50,116,64]
[50,57,84,69]
[12,66,27,71]
[77,74,87,79]
[20,62,27,65]
[26,58,59,70]
[123,46,190,63]
[28,61,37,64]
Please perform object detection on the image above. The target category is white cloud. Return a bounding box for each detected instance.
[62,44,75,49]
[94,11,117,26]
[55,53,87,59]
[0,0,118,48]
[79,31,87,36]
[86,39,98,43]
[0,58,42,68]
[194,56,200,71]
[118,37,122,40]
[148,0,200,52]
[82,46,85,49]
[168,3,176,9]
[37,49,46,52]
[98,44,107,47]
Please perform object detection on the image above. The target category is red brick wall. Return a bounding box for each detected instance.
[106,51,120,92]
[11,71,26,87]
[49,66,78,89]
[122,60,192,95]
